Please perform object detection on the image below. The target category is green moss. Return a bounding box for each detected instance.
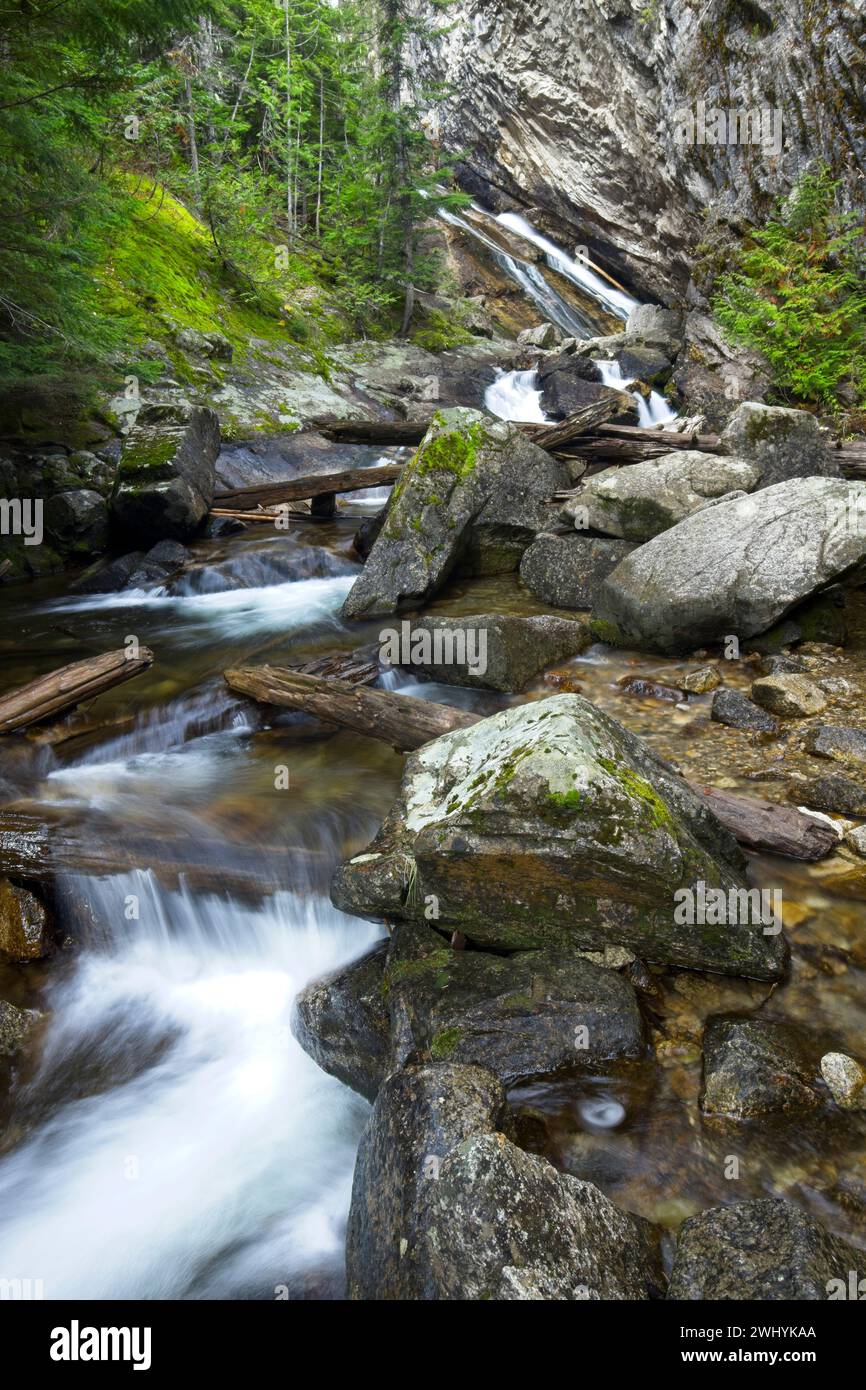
[598,756,675,831]
[548,788,585,810]
[588,618,630,648]
[430,1025,463,1059]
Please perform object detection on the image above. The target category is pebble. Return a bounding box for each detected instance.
[820,1052,866,1110]
[750,674,828,718]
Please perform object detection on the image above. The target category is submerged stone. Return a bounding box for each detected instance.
[701,1015,820,1118]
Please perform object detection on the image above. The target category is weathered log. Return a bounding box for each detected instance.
[227,668,838,860]
[224,666,479,752]
[0,647,154,735]
[685,782,840,862]
[520,394,643,449]
[0,802,322,894]
[312,397,635,452]
[213,462,403,512]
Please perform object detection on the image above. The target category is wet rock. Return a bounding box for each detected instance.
[389,613,589,692]
[701,1016,820,1118]
[616,346,672,386]
[0,879,52,962]
[845,825,866,856]
[146,539,190,570]
[747,589,848,653]
[345,1062,505,1299]
[72,550,148,593]
[820,1052,866,1110]
[757,654,808,677]
[681,666,721,694]
[750,674,827,719]
[112,407,221,544]
[617,675,684,704]
[332,693,787,980]
[352,506,387,561]
[291,940,390,1101]
[668,1199,859,1300]
[804,725,866,770]
[562,451,760,543]
[341,409,570,619]
[44,489,108,554]
[455,522,535,577]
[797,775,866,817]
[711,689,778,735]
[518,322,561,348]
[520,532,634,609]
[720,403,837,490]
[427,1133,664,1300]
[0,999,40,1057]
[539,365,636,423]
[595,478,866,654]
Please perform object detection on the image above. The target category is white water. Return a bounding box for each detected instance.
[485,368,547,422]
[496,211,638,322]
[594,359,677,429]
[0,874,381,1299]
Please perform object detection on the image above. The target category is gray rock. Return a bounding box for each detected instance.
[701,1016,820,1118]
[720,403,837,490]
[332,693,788,980]
[594,478,866,654]
[563,451,761,542]
[797,775,866,818]
[681,666,721,694]
[341,409,570,619]
[750,674,827,719]
[520,533,635,609]
[616,346,672,385]
[845,825,866,858]
[668,1199,859,1300]
[345,1062,505,1299]
[44,489,109,554]
[291,941,390,1101]
[539,365,636,422]
[625,304,685,352]
[112,407,220,544]
[72,551,147,594]
[805,725,866,769]
[711,688,778,734]
[146,540,191,569]
[388,613,589,692]
[427,1133,664,1300]
[518,322,562,348]
[820,1052,866,1110]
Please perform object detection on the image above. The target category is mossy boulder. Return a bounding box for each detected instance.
[720,402,838,490]
[111,406,220,544]
[341,407,571,619]
[332,694,787,980]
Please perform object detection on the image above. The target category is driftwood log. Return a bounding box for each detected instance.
[213,462,402,512]
[226,667,838,861]
[0,647,154,735]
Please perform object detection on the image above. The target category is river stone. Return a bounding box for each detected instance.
[616,345,672,386]
[111,407,220,544]
[539,365,636,423]
[332,693,788,980]
[345,1062,505,1300]
[0,999,40,1057]
[681,666,721,694]
[720,402,837,490]
[750,674,827,718]
[820,1052,866,1110]
[562,452,760,543]
[518,322,561,348]
[711,688,778,734]
[0,878,52,962]
[797,775,866,817]
[701,1016,821,1118]
[291,940,389,1101]
[44,489,109,554]
[384,925,647,1084]
[341,409,571,619]
[804,725,866,769]
[426,1133,664,1300]
[520,532,635,609]
[668,1199,858,1300]
[391,613,589,692]
[595,478,866,654]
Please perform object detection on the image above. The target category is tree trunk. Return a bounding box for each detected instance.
[0,647,154,735]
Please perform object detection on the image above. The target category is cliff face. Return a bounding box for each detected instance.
[406,0,866,303]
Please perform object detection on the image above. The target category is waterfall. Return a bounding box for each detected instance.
[495,211,638,322]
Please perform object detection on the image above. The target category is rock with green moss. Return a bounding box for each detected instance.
[391,613,590,691]
[595,478,866,653]
[111,407,220,544]
[720,403,838,490]
[346,1061,505,1299]
[332,694,786,979]
[562,451,761,543]
[341,408,570,619]
[427,1133,664,1300]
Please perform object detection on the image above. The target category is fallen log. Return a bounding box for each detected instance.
[0,647,154,735]
[224,665,479,752]
[520,394,645,449]
[213,462,402,512]
[685,782,840,862]
[226,667,839,861]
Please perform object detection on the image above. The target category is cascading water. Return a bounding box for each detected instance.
[495,211,638,322]
[594,359,678,429]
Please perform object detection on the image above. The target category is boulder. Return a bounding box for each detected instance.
[386,613,589,692]
[520,532,634,609]
[820,1052,866,1110]
[700,1015,820,1118]
[345,1062,505,1299]
[750,674,827,718]
[0,879,52,962]
[594,478,866,654]
[341,409,571,619]
[616,346,672,386]
[427,1133,664,1300]
[711,689,778,734]
[797,774,866,817]
[539,363,636,422]
[291,940,389,1101]
[668,1199,859,1300]
[804,725,866,769]
[44,489,108,554]
[562,451,760,542]
[332,694,788,980]
[720,402,837,489]
[0,999,40,1058]
[111,407,220,544]
[518,322,562,348]
[625,304,684,355]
